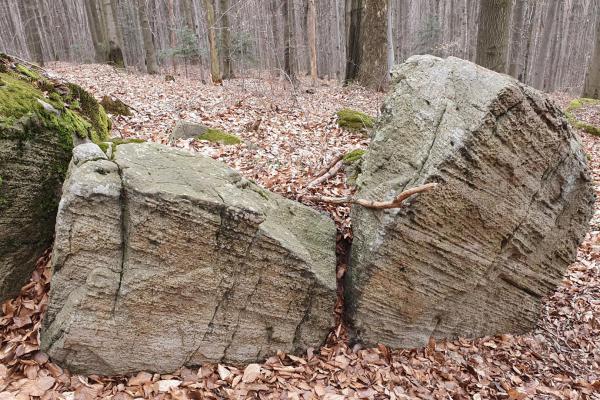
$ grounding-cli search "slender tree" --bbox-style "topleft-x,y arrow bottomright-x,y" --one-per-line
167,0 -> 177,71
137,0 -> 159,74
307,0 -> 318,83
283,0 -> 298,85
84,0 -> 108,62
17,0 -> 44,65
508,0 -> 525,78
475,0 -> 513,73
203,0 -> 222,83
220,0 -> 234,79
584,11 -> 600,99
345,0 -> 362,83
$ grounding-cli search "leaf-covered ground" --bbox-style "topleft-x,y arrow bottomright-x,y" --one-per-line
1,64 -> 599,399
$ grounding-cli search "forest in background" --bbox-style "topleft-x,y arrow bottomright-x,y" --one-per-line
0,0 -> 599,94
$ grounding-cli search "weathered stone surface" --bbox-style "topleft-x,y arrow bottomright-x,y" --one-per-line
169,121 -> 209,142
0,54 -> 109,302
42,142 -> 336,375
347,55 -> 594,348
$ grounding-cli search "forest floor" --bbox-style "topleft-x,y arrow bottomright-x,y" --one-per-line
1,64 -> 599,399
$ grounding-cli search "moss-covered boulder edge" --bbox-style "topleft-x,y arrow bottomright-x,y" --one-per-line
565,98 -> 600,136
197,128 -> 241,145
0,53 -> 111,301
336,108 -> 375,131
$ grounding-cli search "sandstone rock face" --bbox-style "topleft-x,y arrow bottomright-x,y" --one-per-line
42,142 -> 336,375
347,55 -> 594,348
0,54 -> 109,301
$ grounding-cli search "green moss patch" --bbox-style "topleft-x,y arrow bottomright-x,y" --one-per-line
16,64 -> 41,81
336,108 -> 375,131
565,98 -> 600,136
343,149 -> 366,164
197,128 -> 241,145
109,137 -> 145,146
65,83 -> 111,142
100,95 -> 132,116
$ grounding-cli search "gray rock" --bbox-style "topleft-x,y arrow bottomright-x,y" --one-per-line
41,142 -> 336,375
347,55 -> 594,349
72,142 -> 107,166
169,121 -> 209,142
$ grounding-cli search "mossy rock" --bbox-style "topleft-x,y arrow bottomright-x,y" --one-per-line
100,95 -> 132,116
197,128 -> 241,145
565,98 -> 600,136
343,149 -> 366,164
16,64 -> 41,81
0,53 -> 111,301
336,109 -> 375,131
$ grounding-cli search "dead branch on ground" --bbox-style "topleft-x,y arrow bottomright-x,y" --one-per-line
305,183 -> 438,209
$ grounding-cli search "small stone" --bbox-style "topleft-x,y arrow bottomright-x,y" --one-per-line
37,99 -> 60,115
169,121 -> 209,142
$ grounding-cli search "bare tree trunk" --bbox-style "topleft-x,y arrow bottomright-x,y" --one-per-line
356,0 -> 389,91
345,0 -> 362,83
475,0 -> 512,73
508,0 -> 525,78
85,0 -> 109,62
137,0 -> 159,74
307,0 -> 318,83
584,11 -> 600,99
270,0 -> 282,76
203,0 -> 222,83
532,0 -> 558,89
283,0 -> 298,85
220,0 -> 234,79
18,0 -> 44,65
386,0 -> 394,73
167,0 -> 177,72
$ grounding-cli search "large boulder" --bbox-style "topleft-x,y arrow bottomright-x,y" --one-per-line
41,142 -> 336,375
0,54 -> 109,301
347,55 -> 594,348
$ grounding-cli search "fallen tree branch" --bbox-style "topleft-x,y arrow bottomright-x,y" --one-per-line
306,153 -> 346,188
308,160 -> 344,188
305,183 -> 438,209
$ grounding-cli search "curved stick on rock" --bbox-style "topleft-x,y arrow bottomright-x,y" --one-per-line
306,183 -> 438,209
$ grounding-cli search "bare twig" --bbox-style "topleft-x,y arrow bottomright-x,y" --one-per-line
305,183 -> 438,209
307,160 -> 344,188
310,153 -> 345,180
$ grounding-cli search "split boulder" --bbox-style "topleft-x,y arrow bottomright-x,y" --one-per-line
346,55 -> 594,348
41,142 -> 336,375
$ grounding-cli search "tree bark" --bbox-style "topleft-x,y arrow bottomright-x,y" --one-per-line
532,0 -> 558,89
85,0 -> 109,62
356,0 -> 389,91
17,0 -> 44,65
584,12 -> 600,99
508,0 -> 525,78
137,0 -> 159,74
307,0 -> 318,83
344,0 -> 362,83
203,0 -> 222,83
475,0 -> 513,73
167,0 -> 177,71
283,0 -> 298,85
220,0 -> 234,79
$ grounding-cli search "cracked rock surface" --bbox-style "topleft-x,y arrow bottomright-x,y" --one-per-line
41,142 -> 336,375
347,55 -> 595,349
